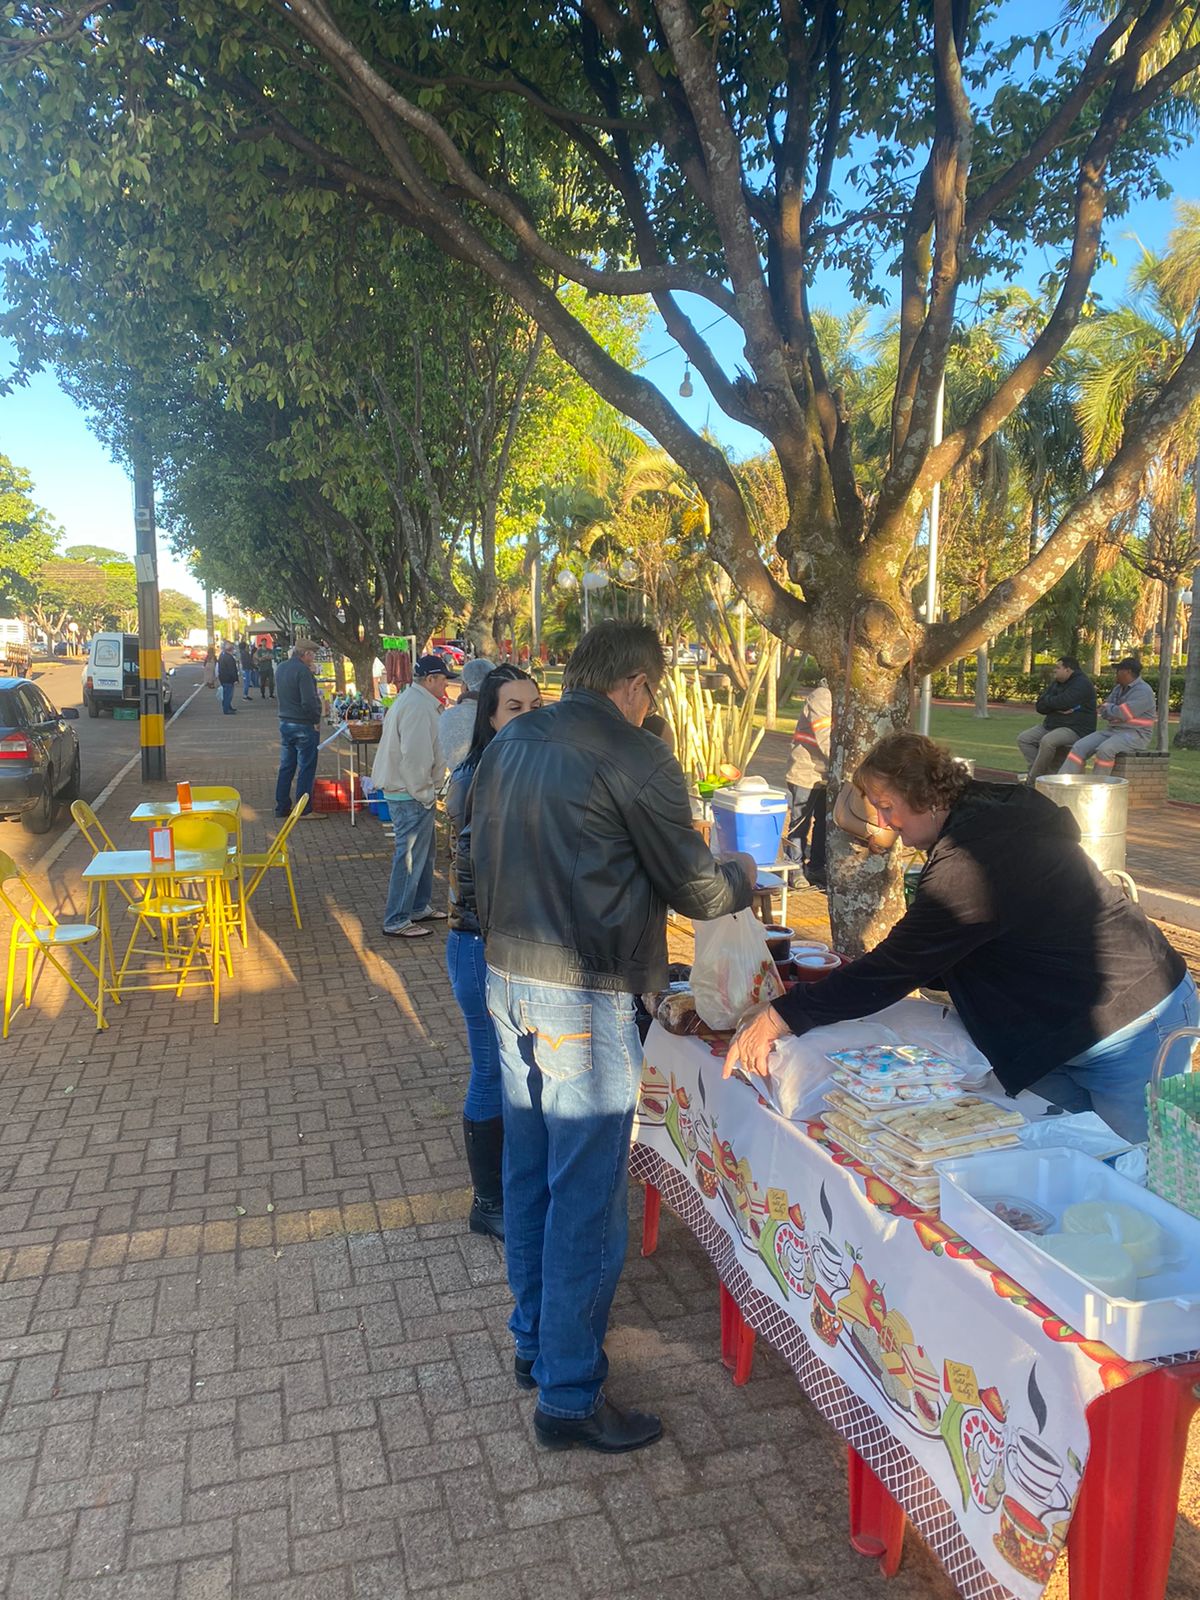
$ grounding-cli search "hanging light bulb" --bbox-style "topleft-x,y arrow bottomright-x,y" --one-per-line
618,558 -> 638,584
555,569 -> 578,593
679,361 -> 694,399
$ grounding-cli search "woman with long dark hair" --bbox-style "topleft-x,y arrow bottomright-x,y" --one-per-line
445,666 -> 542,1238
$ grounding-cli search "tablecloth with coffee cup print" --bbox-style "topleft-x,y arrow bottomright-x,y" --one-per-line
631,1022 -> 1169,1600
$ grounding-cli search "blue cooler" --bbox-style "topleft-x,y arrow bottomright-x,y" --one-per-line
709,777 -> 789,864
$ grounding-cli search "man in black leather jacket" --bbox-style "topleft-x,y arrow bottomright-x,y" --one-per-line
1016,656 -> 1097,784
470,621 -> 754,1454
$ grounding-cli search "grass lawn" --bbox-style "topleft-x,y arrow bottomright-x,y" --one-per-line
765,691 -> 1200,804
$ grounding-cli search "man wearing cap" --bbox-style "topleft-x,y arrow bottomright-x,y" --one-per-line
274,640 -> 325,819
373,654 -> 457,938
438,657 -> 495,772
1064,657 -> 1157,775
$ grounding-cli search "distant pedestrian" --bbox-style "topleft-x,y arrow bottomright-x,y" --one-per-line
1065,657 -> 1156,775
238,639 -> 255,700
1016,656 -> 1097,784
217,641 -> 239,715
202,646 -> 217,691
274,640 -> 325,819
255,643 -> 276,700
785,681 -> 832,887
372,654 -> 457,938
438,657 -> 494,772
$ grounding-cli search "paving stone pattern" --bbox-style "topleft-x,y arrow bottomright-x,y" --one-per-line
1,678 -> 1196,1599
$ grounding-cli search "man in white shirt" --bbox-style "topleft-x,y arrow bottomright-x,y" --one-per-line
372,653 -> 457,938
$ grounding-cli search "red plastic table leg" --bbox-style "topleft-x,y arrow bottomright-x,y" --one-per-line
641,1183 -> 661,1256
732,1313 -> 755,1386
847,1445 -> 906,1577
1068,1363 -> 1200,1600
719,1281 -> 736,1368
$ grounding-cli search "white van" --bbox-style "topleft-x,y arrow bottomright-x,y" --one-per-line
82,632 -> 174,718
0,618 -> 28,651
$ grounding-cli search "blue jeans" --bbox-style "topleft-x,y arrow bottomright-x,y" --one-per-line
486,970 -> 642,1419
447,931 -> 502,1120
1029,972 -> 1199,1142
242,668 -> 253,698
275,722 -> 319,816
221,681 -> 235,714
383,798 -> 435,931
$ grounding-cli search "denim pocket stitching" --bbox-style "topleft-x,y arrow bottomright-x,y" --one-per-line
521,1001 -> 593,1081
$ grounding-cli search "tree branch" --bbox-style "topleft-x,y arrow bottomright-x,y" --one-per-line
919,324 -> 1200,669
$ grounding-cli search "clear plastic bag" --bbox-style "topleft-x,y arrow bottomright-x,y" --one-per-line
691,911 -> 785,1030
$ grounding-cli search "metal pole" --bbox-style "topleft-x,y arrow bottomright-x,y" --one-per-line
205,584 -> 215,654
133,442 -> 166,781
917,376 -> 946,736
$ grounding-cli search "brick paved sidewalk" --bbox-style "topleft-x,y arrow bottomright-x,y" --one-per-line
1,681 -> 1196,1600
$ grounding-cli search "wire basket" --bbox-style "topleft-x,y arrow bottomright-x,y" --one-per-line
1146,1027 -> 1200,1221
344,720 -> 382,742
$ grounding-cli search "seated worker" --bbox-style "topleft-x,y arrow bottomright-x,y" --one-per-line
785,680 -> 832,887
726,732 -> 1196,1142
1065,657 -> 1156,775
1015,656 -> 1096,784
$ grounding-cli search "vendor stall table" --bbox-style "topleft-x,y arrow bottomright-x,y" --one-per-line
632,1021 -> 1200,1600
81,848 -> 230,1027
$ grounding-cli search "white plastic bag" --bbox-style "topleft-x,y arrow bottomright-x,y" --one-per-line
691,911 -> 785,1030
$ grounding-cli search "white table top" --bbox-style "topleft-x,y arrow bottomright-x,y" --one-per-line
82,848 -> 228,883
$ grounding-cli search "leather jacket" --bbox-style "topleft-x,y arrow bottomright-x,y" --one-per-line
1035,670 -> 1096,737
446,758 -> 480,936
470,688 -> 753,994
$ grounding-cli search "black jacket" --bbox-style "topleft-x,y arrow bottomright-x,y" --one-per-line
447,758 -> 480,936
216,650 -> 238,686
1035,670 -> 1097,737
275,656 -> 322,725
772,782 -> 1184,1095
470,688 -> 752,993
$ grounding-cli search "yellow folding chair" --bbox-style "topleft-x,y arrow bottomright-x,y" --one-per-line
1,853 -> 109,1037
71,798 -> 143,918
169,810 -> 245,949
239,794 -> 309,928
188,786 -> 242,808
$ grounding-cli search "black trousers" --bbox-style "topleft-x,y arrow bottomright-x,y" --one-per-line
787,782 -> 827,881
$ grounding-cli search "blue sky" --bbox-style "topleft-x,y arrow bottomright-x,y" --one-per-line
0,3 -> 1194,603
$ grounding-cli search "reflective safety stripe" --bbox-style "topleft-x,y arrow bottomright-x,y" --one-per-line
139,648 -> 163,681
140,713 -> 165,747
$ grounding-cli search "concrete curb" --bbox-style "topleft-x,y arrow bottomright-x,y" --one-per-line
1140,886 -> 1200,934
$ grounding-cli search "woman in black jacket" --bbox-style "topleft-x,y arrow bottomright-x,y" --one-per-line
727,733 -> 1196,1140
445,667 -> 542,1239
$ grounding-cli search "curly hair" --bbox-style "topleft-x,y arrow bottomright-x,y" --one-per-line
854,732 -> 971,813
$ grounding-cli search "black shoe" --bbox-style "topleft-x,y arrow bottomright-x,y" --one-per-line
468,1194 -> 504,1240
463,1116 -> 504,1240
534,1400 -> 662,1454
515,1355 -> 536,1391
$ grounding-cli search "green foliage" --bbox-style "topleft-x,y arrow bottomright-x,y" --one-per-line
0,453 -> 59,608
158,588 -> 204,640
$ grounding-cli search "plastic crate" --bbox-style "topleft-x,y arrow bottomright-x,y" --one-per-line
311,778 -> 350,813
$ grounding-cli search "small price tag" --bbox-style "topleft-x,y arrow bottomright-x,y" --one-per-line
766,1187 -> 789,1222
944,1359 -> 981,1408
148,825 -> 175,868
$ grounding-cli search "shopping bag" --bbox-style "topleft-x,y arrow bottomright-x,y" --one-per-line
691,910 -> 785,1030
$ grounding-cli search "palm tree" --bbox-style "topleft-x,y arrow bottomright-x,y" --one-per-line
1074,203 -> 1200,750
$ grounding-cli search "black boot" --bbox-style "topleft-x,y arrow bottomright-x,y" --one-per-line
463,1115 -> 504,1240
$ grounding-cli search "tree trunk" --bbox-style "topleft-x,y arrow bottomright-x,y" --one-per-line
1176,560 -> 1200,750
973,645 -> 989,718
825,639 -> 912,958
1021,622 -> 1033,675
1158,580 -> 1180,752
1091,628 -> 1103,677
765,639 -> 779,728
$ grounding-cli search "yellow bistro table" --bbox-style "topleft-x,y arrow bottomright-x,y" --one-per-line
129,798 -> 240,823
81,848 -> 230,1027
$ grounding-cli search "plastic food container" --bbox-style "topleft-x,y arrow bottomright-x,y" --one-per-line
936,1147 -> 1200,1360
978,1195 -> 1056,1235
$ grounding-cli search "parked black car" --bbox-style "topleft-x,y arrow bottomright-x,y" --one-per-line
0,677 -> 81,834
